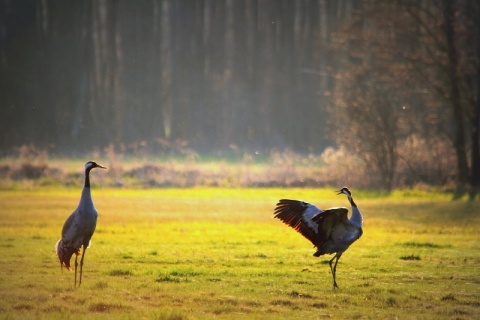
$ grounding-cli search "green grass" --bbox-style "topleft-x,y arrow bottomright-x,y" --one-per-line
0,188 -> 479,319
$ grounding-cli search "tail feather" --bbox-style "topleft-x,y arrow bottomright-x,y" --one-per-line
55,239 -> 80,270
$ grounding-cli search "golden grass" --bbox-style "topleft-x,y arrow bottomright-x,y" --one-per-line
0,188 -> 479,319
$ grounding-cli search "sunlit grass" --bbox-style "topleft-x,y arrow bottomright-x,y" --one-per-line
0,187 -> 479,319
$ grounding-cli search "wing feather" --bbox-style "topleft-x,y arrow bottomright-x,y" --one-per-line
311,207 -> 349,244
61,211 -> 76,239
273,199 -> 322,246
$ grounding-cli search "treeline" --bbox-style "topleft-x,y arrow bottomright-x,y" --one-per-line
0,0 -> 479,191
0,0 -> 351,153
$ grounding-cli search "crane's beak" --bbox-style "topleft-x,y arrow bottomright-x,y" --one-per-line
336,189 -> 343,195
97,164 -> 107,169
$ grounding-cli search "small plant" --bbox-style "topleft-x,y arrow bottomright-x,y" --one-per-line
155,275 -> 190,283
400,255 -> 421,260
441,294 -> 456,301
108,269 -> 133,276
401,241 -> 445,248
168,268 -> 200,277
312,302 -> 328,308
88,303 -> 127,312
386,297 -> 397,306
290,291 -> 314,299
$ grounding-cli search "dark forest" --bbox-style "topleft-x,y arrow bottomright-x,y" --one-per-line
0,0 -> 479,190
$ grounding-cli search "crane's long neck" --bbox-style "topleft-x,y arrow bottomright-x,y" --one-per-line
79,167 -> 94,209
348,195 -> 363,228
84,167 -> 92,188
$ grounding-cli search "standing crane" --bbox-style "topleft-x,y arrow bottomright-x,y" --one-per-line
55,161 -> 106,287
273,187 -> 363,289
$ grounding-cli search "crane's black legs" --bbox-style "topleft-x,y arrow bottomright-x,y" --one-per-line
329,254 -> 341,289
78,246 -> 87,287
74,253 -> 79,288
71,246 -> 87,288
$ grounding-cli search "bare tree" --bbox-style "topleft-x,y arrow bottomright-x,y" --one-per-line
331,68 -> 400,190
329,1 -> 413,189
330,0 -> 479,191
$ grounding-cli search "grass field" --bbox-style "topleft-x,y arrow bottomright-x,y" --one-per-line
0,187 -> 479,319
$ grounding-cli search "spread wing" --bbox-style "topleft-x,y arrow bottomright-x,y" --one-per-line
273,199 -> 323,246
311,207 -> 349,244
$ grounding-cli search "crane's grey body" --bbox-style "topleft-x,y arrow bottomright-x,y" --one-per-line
56,161 -> 106,287
274,187 -> 363,289
60,188 -> 98,253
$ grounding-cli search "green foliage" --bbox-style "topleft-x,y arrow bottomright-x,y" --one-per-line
0,188 -> 479,319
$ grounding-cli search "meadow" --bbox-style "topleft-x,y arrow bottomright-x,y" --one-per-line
0,187 -> 479,319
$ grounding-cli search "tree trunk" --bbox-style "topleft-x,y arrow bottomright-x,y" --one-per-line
443,0 -> 469,187
160,0 -> 173,139
469,1 -> 480,192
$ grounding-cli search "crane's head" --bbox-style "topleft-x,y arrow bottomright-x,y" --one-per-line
336,187 -> 351,197
85,161 -> 107,171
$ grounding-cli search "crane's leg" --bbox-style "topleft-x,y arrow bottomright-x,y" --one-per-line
78,246 -> 87,287
328,254 -> 341,289
74,253 -> 79,288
